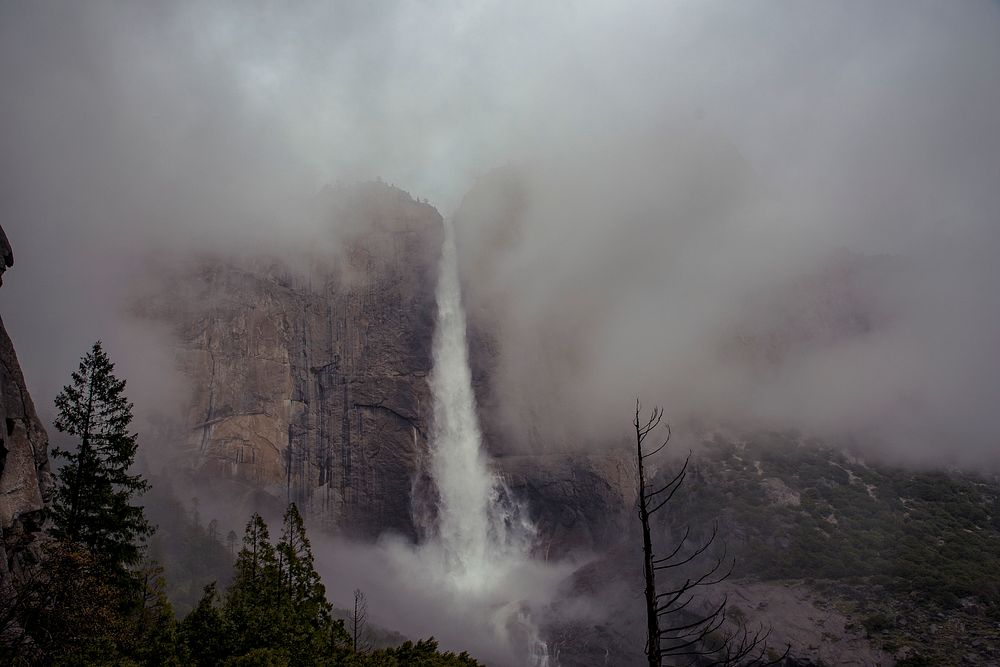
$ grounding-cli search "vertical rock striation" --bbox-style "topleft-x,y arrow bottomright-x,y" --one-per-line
145,184 -> 443,538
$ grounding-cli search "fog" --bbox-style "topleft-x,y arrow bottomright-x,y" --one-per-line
313,534 -> 584,665
454,129 -> 1000,466
4,2 -> 1000,663
2,2 -> 1000,462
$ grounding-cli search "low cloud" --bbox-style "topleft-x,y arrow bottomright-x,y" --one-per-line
1,3 -> 998,475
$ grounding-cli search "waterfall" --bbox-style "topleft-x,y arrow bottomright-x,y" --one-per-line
426,217 -> 551,665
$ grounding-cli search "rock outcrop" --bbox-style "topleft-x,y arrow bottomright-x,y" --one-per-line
0,226 -> 51,580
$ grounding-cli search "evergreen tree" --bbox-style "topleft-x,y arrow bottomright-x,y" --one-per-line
181,583 -> 233,666
233,513 -> 279,597
276,503 -> 331,626
223,509 -> 351,665
225,513 -> 283,654
276,503 -> 345,665
50,341 -> 152,570
364,638 -> 483,666
171,507 -> 478,666
129,562 -> 186,665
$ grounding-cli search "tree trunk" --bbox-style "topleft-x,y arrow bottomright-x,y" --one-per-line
67,378 -> 96,541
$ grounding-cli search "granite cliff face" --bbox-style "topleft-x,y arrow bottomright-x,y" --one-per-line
0,226 -> 51,579
143,183 -> 635,553
145,184 -> 443,538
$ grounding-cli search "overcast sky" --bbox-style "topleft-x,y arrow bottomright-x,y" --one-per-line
1,1 -> 999,465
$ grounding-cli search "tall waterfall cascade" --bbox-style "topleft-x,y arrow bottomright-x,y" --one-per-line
426,218 -> 552,666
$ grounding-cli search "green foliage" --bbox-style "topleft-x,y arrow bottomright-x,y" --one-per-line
4,504 -> 485,665
49,341 -> 152,571
180,583 -> 233,665
5,346 -> 479,665
1,344 -> 179,663
175,506 -> 477,666
1,542 -> 183,665
204,508 -> 352,665
129,563 -> 186,665
359,638 -> 483,666
224,513 -> 284,655
144,479 -> 235,616
276,503 -> 333,632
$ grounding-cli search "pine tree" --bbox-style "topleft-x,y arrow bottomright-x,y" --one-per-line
275,503 -> 347,665
130,562 -> 185,665
276,503 -> 331,626
225,513 -> 282,654
50,341 -> 152,571
181,583 -> 232,666
222,508 -> 350,664
233,513 -> 278,596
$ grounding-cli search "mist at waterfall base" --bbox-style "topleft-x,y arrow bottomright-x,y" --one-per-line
313,536 -> 582,665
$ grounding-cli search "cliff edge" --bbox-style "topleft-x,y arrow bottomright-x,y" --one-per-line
0,226 -> 51,580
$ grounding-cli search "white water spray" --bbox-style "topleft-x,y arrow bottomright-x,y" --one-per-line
426,218 -> 551,664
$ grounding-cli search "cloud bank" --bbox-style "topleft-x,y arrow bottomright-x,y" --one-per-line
0,1 -> 998,466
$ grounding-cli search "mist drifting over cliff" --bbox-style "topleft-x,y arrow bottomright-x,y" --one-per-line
1,0 -> 999,469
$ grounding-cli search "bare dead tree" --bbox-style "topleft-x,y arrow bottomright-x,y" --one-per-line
351,588 -> 372,654
635,401 -> 789,667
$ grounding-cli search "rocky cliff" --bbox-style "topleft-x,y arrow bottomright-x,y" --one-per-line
142,182 -> 635,554
0,225 -> 51,580
144,184 -> 443,538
